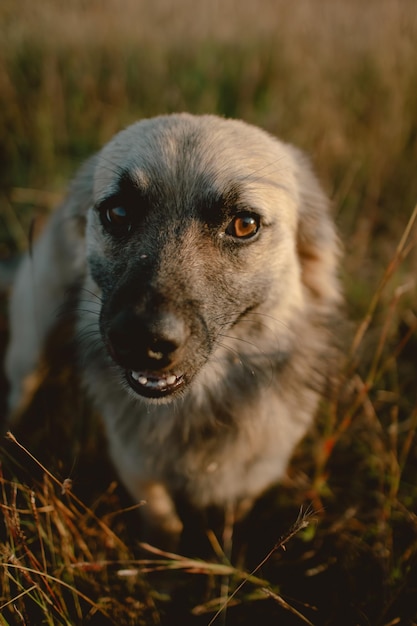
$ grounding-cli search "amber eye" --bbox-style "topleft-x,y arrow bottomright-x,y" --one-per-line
226,213 -> 260,239
100,205 -> 132,236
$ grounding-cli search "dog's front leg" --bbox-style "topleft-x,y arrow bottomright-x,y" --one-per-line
136,481 -> 183,551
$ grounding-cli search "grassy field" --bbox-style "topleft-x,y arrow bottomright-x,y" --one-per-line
1,0 -> 417,624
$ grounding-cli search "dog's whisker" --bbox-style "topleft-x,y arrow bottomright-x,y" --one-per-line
71,308 -> 101,318
217,337 -> 276,385
78,287 -> 104,303
76,328 -> 101,343
217,331 -> 277,356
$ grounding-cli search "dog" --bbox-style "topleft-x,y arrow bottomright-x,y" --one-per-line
5,113 -> 342,547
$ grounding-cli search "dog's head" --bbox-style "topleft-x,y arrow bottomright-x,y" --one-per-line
81,114 -> 340,401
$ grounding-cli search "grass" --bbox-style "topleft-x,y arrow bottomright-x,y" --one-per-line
0,0 -> 417,623
0,436 -> 318,625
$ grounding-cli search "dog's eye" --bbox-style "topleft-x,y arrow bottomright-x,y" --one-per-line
226,213 -> 260,239
100,205 -> 132,236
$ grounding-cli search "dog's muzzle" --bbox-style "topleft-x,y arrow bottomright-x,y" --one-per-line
104,309 -> 189,399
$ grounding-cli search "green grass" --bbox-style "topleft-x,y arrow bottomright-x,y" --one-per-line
1,0 -> 417,623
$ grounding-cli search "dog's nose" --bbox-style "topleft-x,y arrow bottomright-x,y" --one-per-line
106,310 -> 188,371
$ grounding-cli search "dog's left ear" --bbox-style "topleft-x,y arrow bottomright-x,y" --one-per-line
292,148 -> 342,309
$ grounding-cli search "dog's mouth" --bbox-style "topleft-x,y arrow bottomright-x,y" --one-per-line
126,370 -> 185,399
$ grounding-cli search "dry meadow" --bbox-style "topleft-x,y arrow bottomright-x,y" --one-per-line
0,1 -> 417,624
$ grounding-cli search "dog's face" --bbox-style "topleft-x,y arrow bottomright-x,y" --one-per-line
83,114 -> 312,401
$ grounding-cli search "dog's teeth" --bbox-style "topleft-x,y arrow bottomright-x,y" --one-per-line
130,371 -> 148,385
129,371 -> 179,390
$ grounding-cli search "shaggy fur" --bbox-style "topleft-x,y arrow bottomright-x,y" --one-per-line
5,114 -> 342,545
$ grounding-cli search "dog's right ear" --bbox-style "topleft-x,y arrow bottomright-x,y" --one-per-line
39,153 -> 100,286
291,148 -> 342,311
63,153 -> 99,231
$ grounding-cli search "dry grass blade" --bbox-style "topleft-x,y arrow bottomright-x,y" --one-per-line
0,470 -> 112,623
5,431 -> 129,555
1,564 -> 112,618
0,439 -> 161,625
261,588 -> 315,626
206,506 -> 316,625
351,202 -> 417,357
315,204 -> 417,482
